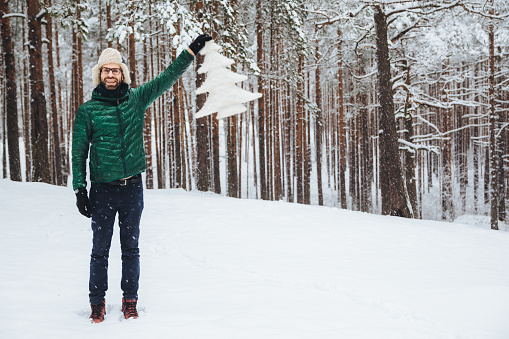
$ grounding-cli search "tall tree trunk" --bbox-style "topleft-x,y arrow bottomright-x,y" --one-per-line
360,87 -> 371,213
106,1 -> 112,48
227,115 -> 238,197
71,12 -> 84,122
170,22 -> 182,189
212,114 -> 220,193
473,63 -> 480,214
251,105 -> 258,199
284,83 -> 292,202
403,63 -> 417,217
46,0 -> 63,186
458,65 -> 468,215
2,74 -> 6,178
0,0 -> 21,181
374,5 -> 412,218
404,107 -> 417,216
273,81 -> 282,201
155,33 -> 165,188
315,43 -> 323,206
488,5 -> 498,230
76,13 -> 83,109
226,0 -> 239,198
362,98 -> 372,213
195,60 -> 210,191
143,27 -> 153,189
272,29 -> 281,201
98,0 -> 103,51
194,0 -> 211,192
349,115 -> 357,210
226,69 -> 238,197
173,78 -> 182,188
441,62 -> 453,221
296,56 -> 304,204
337,27 -> 347,209
256,0 -> 267,200
54,20 -> 68,186
22,16 -> 31,182
27,0 -> 50,183
128,19 -> 136,87
179,78 -> 187,190
498,117 -> 506,222
304,85 -> 311,205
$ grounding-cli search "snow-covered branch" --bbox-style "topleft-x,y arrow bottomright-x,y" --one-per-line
398,138 -> 440,154
1,13 -> 26,19
36,9 -> 47,19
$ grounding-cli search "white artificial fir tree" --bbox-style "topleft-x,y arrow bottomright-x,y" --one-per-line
196,41 -> 262,119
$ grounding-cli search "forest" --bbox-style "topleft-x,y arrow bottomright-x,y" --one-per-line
1,0 -> 508,228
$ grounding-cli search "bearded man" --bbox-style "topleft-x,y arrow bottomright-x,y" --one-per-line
72,34 -> 211,323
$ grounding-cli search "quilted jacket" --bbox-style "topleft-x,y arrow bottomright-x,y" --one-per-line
72,49 -> 194,190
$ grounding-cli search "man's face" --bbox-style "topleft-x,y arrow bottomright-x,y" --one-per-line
100,63 -> 124,90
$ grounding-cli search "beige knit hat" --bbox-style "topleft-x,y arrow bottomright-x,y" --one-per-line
92,48 -> 131,87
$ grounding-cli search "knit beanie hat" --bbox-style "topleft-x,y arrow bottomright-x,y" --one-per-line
92,48 -> 131,87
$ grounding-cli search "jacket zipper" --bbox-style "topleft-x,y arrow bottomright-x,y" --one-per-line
115,100 -> 128,178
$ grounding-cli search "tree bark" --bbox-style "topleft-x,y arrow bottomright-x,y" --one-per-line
27,0 -> 50,183
296,56 -> 304,204
226,0 -> 239,198
45,0 -> 63,186
211,114 -> 220,194
106,1 -> 112,48
128,25 -> 136,87
488,6 -> 498,230
374,6 -> 412,218
143,29 -> 153,189
337,27 -> 347,209
195,53 -> 210,191
22,16 -> 31,182
304,83 -> 311,205
440,60 -> 454,221
256,0 -> 267,200
402,62 -> 417,217
284,83 -> 292,202
226,115 -> 239,197
0,0 -> 21,181
315,43 -> 323,206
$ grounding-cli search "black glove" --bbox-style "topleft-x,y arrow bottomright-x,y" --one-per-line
75,187 -> 92,218
189,34 -> 213,55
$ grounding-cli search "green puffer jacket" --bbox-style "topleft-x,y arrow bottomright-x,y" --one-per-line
72,50 -> 194,190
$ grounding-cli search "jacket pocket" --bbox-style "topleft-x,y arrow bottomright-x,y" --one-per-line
89,146 -> 102,179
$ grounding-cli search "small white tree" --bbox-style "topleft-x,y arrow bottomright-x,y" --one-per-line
196,41 -> 262,119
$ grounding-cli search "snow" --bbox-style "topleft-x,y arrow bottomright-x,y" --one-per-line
1,178 -> 509,338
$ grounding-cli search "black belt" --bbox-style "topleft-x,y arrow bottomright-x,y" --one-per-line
106,174 -> 142,186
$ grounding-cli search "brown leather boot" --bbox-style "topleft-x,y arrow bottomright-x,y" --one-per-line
90,299 -> 106,323
122,298 -> 138,319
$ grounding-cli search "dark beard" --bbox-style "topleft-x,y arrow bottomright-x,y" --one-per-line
96,82 -> 129,99
101,77 -> 121,90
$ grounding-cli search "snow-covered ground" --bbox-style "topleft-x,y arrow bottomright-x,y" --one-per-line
1,179 -> 509,339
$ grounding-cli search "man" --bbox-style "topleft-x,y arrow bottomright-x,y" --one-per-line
72,34 -> 212,323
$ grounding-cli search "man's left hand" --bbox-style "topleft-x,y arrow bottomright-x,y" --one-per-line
189,34 -> 213,55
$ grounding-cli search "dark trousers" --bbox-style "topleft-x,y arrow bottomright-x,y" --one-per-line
88,180 -> 144,305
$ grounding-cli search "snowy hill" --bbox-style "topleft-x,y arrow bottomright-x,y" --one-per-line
1,179 -> 509,339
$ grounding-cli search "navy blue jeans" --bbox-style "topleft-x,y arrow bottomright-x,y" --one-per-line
88,180 -> 144,305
